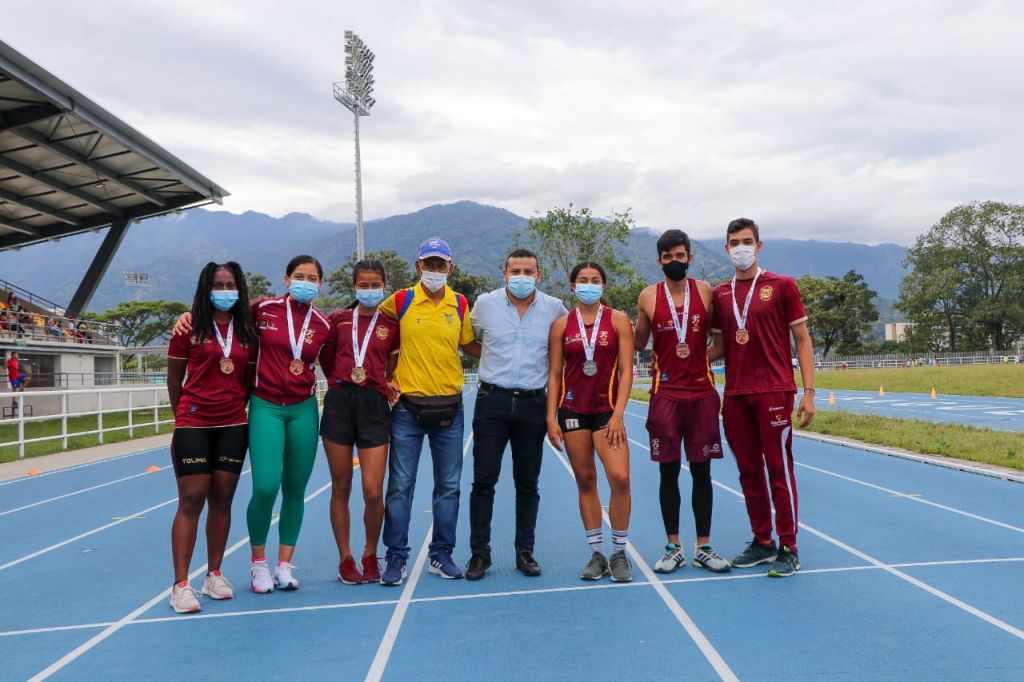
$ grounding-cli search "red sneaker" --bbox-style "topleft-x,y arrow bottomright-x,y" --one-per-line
361,555 -> 381,583
338,556 -> 363,585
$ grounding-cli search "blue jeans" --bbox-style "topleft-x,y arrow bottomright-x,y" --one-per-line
383,403 -> 465,561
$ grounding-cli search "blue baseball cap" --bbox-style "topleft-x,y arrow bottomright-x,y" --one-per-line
417,236 -> 452,261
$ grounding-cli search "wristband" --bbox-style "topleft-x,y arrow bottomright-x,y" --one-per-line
803,388 -> 816,394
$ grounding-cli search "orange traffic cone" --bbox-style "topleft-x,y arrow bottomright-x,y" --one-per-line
878,385 -> 885,397
146,465 -> 161,472
26,468 -> 41,476
930,387 -> 937,400
828,392 -> 836,405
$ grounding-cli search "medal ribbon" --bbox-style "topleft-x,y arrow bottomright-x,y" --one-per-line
351,309 -> 380,370
286,296 -> 315,362
663,280 -> 691,346
574,305 -> 604,365
730,268 -> 763,334
212,319 -> 234,360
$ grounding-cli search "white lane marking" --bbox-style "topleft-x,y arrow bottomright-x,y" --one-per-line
364,434 -> 475,682
795,461 -> 1024,534
0,445 -> 170,486
623,413 -> 1024,643
28,478 -> 333,681
547,441 -> 738,682
5,556 -> 1024,639
0,466 -> 172,517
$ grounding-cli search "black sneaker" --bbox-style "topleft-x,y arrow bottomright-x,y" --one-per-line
731,538 -> 778,568
767,546 -> 800,578
465,552 -> 491,581
515,552 -> 542,577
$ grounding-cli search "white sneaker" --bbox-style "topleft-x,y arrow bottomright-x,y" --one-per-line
653,543 -> 685,574
693,543 -> 732,573
201,570 -> 234,600
170,582 -> 201,613
250,560 -> 275,594
274,561 -> 300,590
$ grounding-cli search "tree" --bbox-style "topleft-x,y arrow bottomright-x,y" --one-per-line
898,201 -> 1024,351
319,249 -> 416,311
246,271 -> 274,300
515,203 -> 644,315
797,270 -> 879,357
92,300 -> 190,347
448,266 -> 498,307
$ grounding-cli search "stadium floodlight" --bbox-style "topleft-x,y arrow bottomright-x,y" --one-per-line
334,31 -> 376,260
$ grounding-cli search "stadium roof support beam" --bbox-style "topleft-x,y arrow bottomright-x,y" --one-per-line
0,186 -> 82,226
0,102 -> 64,131
0,155 -> 123,216
0,218 -> 40,236
66,217 -> 129,318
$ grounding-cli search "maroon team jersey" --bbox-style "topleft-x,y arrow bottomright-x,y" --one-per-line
320,309 -> 400,399
167,321 -> 253,427
252,296 -> 332,405
711,271 -> 808,396
650,278 -> 716,401
559,306 -> 619,414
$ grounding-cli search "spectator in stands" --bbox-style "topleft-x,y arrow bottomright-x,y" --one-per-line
46,317 -> 62,340
76,320 -> 93,344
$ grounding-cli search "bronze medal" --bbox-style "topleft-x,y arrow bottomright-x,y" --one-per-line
289,359 -> 304,375
219,358 -> 235,375
351,367 -> 367,384
675,343 -> 690,359
735,329 -> 750,345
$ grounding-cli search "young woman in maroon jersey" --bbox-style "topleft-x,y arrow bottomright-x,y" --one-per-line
547,262 -> 635,582
319,260 -> 400,585
166,262 -> 257,613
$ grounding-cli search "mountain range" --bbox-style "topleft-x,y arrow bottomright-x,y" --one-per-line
0,200 -> 909,317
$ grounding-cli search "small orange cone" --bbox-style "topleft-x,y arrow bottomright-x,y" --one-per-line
146,465 -> 161,472
353,458 -> 360,467
930,387 -> 937,400
828,392 -> 836,405
26,468 -> 41,476
879,385 -> 885,397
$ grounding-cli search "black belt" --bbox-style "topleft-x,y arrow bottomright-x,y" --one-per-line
479,381 -> 545,398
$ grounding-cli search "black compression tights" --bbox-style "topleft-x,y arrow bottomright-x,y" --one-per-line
658,460 -> 713,538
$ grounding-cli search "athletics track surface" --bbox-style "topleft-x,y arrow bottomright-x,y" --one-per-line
812,389 -> 1024,432
2,386 -> 1023,680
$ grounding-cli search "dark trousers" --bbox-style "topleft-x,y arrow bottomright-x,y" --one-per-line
469,387 -> 547,555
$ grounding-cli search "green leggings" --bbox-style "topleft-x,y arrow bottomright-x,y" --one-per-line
246,395 -> 320,547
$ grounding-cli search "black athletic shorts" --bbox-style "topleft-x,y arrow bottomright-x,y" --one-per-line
320,383 -> 392,448
170,424 -> 248,478
557,408 -> 613,433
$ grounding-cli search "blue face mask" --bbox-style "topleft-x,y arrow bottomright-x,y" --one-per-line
574,283 -> 603,305
210,290 -> 239,311
355,288 -> 385,308
289,279 -> 319,303
506,275 -> 537,300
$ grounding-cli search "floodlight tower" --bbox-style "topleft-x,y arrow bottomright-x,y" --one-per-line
333,31 -> 376,260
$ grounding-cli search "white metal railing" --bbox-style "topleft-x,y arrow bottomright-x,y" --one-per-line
0,385 -> 172,459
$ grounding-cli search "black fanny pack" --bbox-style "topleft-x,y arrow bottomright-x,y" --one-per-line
400,394 -> 463,429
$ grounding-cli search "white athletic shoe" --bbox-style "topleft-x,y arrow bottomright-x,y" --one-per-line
653,543 -> 686,574
201,570 -> 234,600
693,544 -> 732,573
170,582 -> 201,613
250,560 -> 275,594
274,561 -> 300,590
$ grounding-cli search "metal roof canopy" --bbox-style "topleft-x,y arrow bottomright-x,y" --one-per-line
0,39 -> 228,314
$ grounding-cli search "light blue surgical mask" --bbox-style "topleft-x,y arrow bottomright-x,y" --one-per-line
289,279 -> 319,303
209,290 -> 239,311
355,288 -> 385,308
574,283 -> 603,305
506,275 -> 537,300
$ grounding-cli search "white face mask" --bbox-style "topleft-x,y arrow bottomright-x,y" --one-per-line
729,244 -> 757,270
420,270 -> 448,292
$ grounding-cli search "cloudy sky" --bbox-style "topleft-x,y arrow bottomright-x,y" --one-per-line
3,0 -> 1021,244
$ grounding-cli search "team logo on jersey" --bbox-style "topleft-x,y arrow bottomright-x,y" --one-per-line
771,417 -> 789,428
565,391 -> 574,401
691,314 -> 701,331
702,443 -> 722,456
376,326 -> 390,340
759,286 -> 774,301
304,329 -> 315,344
651,438 -> 660,457
661,372 -> 669,381
599,330 -> 609,346
444,313 -> 455,324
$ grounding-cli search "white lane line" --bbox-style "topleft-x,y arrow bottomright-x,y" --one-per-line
0,469 -> 250,571
623,418 -> 1024,643
0,445 -> 170,486
28,479 -> 333,681
0,466 -> 172,517
6,556 -> 1023,639
364,434 -> 475,682
547,441 -> 739,682
795,461 -> 1024,534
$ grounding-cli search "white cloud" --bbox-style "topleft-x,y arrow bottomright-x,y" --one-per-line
3,0 -> 1022,244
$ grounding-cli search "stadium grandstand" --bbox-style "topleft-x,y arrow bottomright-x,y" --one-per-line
0,38 -> 226,397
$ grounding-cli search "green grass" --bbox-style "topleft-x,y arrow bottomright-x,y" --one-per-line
628,391 -> 1023,471
804,364 -> 1024,398
0,408 -> 174,463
